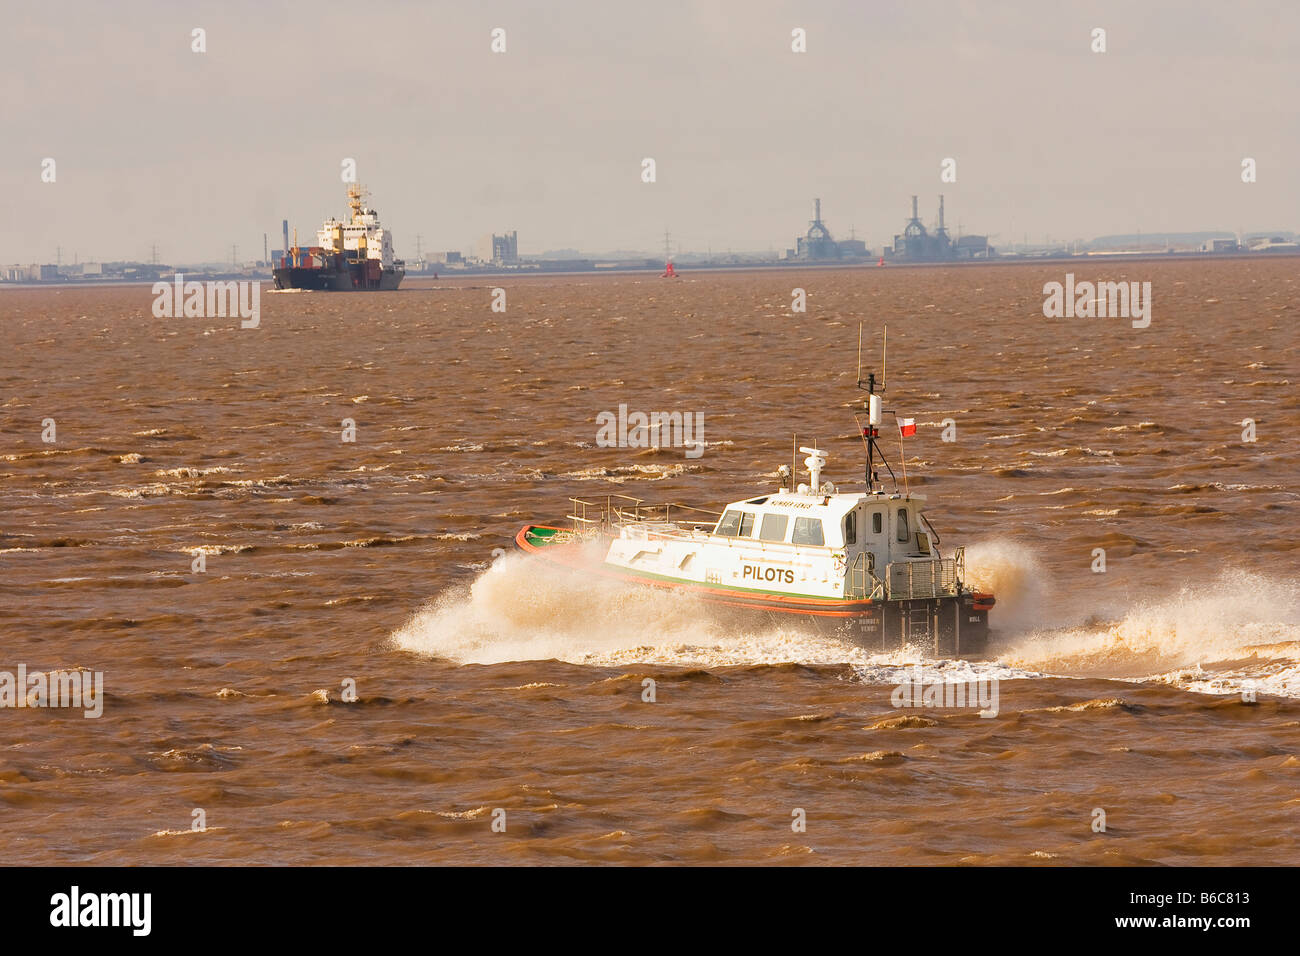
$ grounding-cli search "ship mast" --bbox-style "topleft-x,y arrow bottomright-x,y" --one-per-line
348,184 -> 365,224
856,324 -> 898,494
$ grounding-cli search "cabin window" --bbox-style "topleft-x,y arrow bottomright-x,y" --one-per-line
759,513 -> 789,542
715,510 -> 741,536
792,516 -> 825,547
717,511 -> 757,537
872,511 -> 882,534
896,508 -> 909,542
844,511 -> 857,545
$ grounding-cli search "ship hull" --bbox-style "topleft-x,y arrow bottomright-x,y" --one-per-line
515,525 -> 991,656
272,263 -> 404,291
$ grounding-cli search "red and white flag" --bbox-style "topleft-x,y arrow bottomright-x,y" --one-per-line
898,418 -> 917,437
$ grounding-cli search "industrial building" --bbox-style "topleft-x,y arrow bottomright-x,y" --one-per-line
1244,236 -> 1298,253
4,264 -> 60,282
953,234 -> 994,259
888,195 -> 993,261
785,199 -> 868,260
476,231 -> 519,265
892,195 -> 949,260
62,262 -> 103,276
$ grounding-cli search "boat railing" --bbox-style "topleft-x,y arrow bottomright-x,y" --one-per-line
846,551 -> 885,601
568,496 -> 719,535
568,494 -> 638,534
885,557 -> 960,601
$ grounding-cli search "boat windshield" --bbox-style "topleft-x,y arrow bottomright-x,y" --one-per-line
792,516 -> 825,546
715,510 -> 755,537
715,511 -> 741,536
759,513 -> 789,542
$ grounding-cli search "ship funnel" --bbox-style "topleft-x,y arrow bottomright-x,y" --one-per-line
911,195 -> 918,220
800,446 -> 827,494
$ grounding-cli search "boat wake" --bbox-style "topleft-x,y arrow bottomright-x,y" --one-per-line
391,546 -> 891,669
998,567 -> 1300,699
391,542 -> 1300,698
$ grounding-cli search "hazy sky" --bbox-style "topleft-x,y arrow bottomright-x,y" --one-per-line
5,0 -> 1297,263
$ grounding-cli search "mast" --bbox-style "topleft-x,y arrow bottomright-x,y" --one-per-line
863,372 -> 881,492
856,324 -> 895,494
348,184 -> 364,223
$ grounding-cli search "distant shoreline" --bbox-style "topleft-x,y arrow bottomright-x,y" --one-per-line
2,250 -> 1296,290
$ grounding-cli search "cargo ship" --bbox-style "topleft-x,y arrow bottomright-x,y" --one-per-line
272,185 -> 405,291
514,332 -> 995,656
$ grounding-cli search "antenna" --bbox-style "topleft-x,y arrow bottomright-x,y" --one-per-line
856,322 -> 888,394
881,325 -> 887,392
856,323 -> 863,386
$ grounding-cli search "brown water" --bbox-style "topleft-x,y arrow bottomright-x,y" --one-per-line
2,260 -> 1297,865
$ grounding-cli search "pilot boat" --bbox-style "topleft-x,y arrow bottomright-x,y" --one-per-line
515,343 -> 995,656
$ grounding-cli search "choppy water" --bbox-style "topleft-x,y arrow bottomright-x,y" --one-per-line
2,260 -> 1297,864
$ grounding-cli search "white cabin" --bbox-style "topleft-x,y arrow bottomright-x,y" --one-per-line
317,212 -> 396,268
